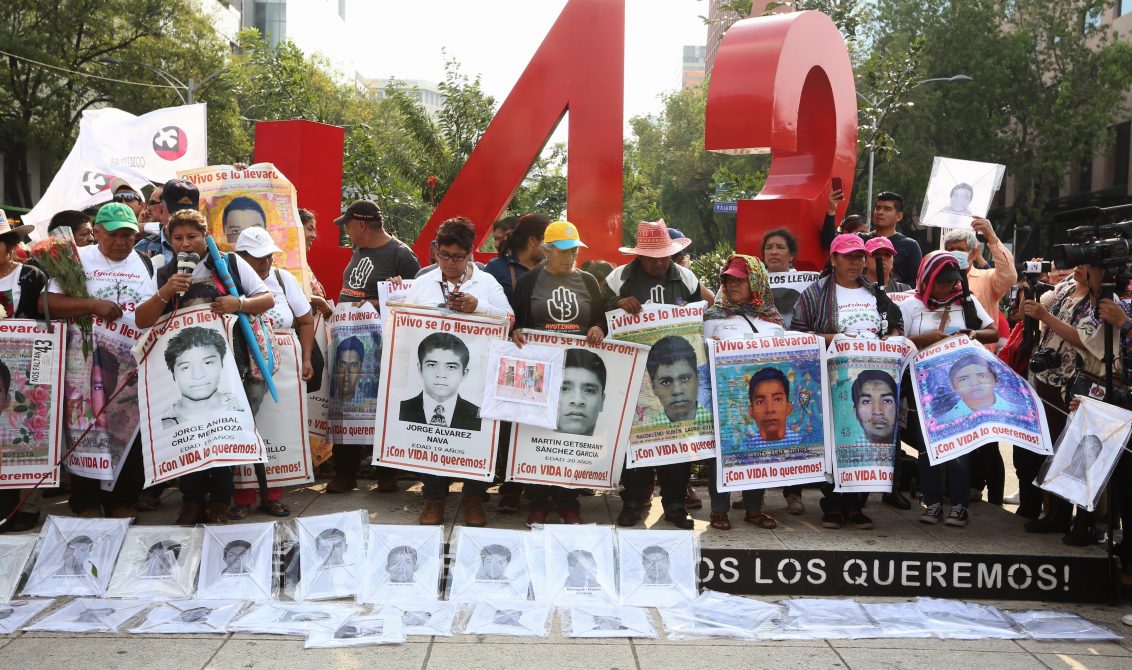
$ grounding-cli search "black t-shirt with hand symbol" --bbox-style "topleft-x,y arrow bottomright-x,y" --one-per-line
529,270 -> 592,334
338,238 -> 420,303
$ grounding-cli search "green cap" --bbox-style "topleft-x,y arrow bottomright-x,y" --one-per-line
94,202 -> 139,232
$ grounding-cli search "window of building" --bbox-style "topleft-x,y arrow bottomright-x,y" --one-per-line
1115,121 -> 1131,188
1121,0 -> 1132,17
253,0 -> 287,49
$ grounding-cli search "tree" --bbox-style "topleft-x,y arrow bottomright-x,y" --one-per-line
508,143 -> 568,219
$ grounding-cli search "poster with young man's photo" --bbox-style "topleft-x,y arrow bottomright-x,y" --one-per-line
327,302 -> 382,445
506,332 -> 648,490
1038,395 -> 1132,511
709,333 -> 830,492
919,156 -> 1005,230
306,311 -> 333,466
136,305 -> 265,487
827,335 -> 915,493
606,301 -> 715,467
0,319 -> 64,489
372,306 -> 509,482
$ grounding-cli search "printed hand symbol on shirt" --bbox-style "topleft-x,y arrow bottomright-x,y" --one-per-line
547,286 -> 579,323
348,257 -> 374,289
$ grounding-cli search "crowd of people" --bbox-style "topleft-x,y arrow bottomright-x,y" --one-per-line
1,175 -> 1130,597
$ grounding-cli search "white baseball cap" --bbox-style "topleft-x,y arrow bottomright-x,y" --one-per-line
234,227 -> 282,258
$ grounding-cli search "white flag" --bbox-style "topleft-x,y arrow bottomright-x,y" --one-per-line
25,104 -> 208,237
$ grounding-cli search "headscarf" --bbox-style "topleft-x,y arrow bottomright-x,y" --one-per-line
704,254 -> 784,325
914,250 -> 964,309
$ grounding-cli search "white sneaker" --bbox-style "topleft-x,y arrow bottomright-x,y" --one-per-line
1003,493 -> 1021,505
920,503 -> 943,524
1121,613 -> 1132,627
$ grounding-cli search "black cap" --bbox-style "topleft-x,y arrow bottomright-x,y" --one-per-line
934,266 -> 962,284
334,200 -> 383,227
162,179 -> 199,213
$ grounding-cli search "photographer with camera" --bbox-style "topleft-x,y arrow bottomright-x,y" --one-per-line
1020,261 -> 1117,542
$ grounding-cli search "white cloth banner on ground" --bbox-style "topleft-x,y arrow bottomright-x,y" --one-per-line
1038,395 -> 1132,511
129,599 -> 246,634
374,602 -> 458,637
506,332 -> 647,491
136,305 -> 266,487
177,163 -> 310,297
709,333 -> 830,492
616,529 -> 698,607
919,156 -> 1005,230
659,590 -> 779,640
106,525 -> 204,600
229,602 -> 359,636
377,279 -> 413,316
607,301 -> 714,467
911,335 -> 1050,465
24,104 -> 208,236
307,312 -> 333,466
0,319 -> 64,489
196,522 -> 275,601
233,330 -> 313,490
23,597 -> 151,633
373,306 -> 509,482
305,613 -> 406,648
22,516 -> 130,597
462,600 -> 552,637
543,525 -> 618,605
447,527 -> 531,603
768,270 -> 821,329
480,340 -> 563,429
0,598 -> 54,634
0,535 -> 38,600
327,302 -> 382,445
562,604 -> 658,638
360,525 -> 443,604
295,511 -> 366,601
827,335 -> 915,493
63,320 -> 143,484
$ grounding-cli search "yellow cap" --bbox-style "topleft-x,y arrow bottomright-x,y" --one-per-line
544,220 -> 587,250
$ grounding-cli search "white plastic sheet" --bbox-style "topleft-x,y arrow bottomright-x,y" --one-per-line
561,604 -> 658,638
23,597 -> 150,633
542,525 -> 618,605
305,613 -> 406,648
659,591 -> 779,640
196,522 -> 276,601
22,516 -> 130,597
860,601 -> 937,639
462,600 -> 553,637
1008,610 -> 1122,641
914,597 -> 1023,639
295,511 -> 367,601
479,340 -> 563,429
106,525 -> 203,599
0,598 -> 53,634
1038,395 -> 1132,511
526,526 -> 547,602
374,601 -> 458,637
0,535 -> 38,600
360,525 -> 443,604
229,602 -> 360,636
129,599 -> 245,634
448,527 -> 532,602
616,529 -> 698,607
780,598 -> 881,639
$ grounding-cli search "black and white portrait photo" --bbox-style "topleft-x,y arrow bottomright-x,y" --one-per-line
230,603 -> 359,637
0,536 -> 38,601
565,550 -> 600,589
374,602 -> 458,637
0,599 -> 52,635
296,512 -> 365,601
475,544 -> 512,581
919,156 -> 1005,229
618,529 -> 699,607
1040,396 -> 1132,511
387,546 -> 419,583
544,525 -> 617,605
129,600 -> 245,635
107,526 -> 203,599
449,527 -> 530,602
564,605 -> 658,639
360,525 -> 442,603
24,516 -> 129,597
56,535 -> 94,577
399,332 -> 481,430
24,598 -> 149,633
221,540 -> 253,576
463,601 -> 553,637
304,614 -> 405,648
198,523 -> 275,601
160,326 -> 245,429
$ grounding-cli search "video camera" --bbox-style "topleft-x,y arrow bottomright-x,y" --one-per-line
1050,220 -> 1132,269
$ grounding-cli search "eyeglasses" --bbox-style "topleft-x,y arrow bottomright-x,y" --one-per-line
113,192 -> 142,203
436,251 -> 469,262
146,199 -> 162,207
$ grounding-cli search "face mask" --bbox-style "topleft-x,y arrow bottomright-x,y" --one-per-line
951,251 -> 969,270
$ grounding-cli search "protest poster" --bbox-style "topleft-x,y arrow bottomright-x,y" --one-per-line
911,335 -> 1050,465
136,305 -> 265,487
827,335 -> 915,493
606,301 -> 714,467
233,330 -> 313,490
62,320 -> 143,484
327,302 -> 382,445
177,162 -> 310,296
709,333 -> 829,492
0,319 -> 64,489
480,340 -> 563,429
919,156 -> 1006,230
1038,396 -> 1132,511
307,312 -> 333,466
377,279 -> 413,316
372,306 -> 509,482
768,270 -> 821,329
506,332 -> 648,490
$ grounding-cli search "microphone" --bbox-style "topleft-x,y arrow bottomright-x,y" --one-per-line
176,252 -> 199,296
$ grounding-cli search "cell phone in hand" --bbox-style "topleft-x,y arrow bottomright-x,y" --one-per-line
831,177 -> 842,192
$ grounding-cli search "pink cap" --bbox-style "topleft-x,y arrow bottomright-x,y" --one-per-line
865,236 -> 896,255
830,233 -> 867,255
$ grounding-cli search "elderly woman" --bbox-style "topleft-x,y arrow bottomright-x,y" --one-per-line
702,255 -> 786,530
900,252 -> 997,528
134,209 -> 275,525
793,233 -> 903,531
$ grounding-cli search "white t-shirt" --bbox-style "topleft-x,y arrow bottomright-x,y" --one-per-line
0,266 -> 21,317
263,269 -> 312,330
899,295 -> 993,338
703,314 -> 785,340
835,285 -> 882,336
49,245 -> 158,327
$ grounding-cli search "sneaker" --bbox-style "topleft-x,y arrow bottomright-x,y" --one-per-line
497,493 -> 521,514
1122,613 -> 1132,627
526,509 -> 549,527
920,503 -> 943,524
785,494 -> 805,515
847,510 -> 874,530
945,505 -> 969,527
1002,493 -> 1021,506
821,512 -> 843,529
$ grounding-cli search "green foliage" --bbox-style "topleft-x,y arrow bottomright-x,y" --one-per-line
509,143 -> 568,219
689,242 -> 737,294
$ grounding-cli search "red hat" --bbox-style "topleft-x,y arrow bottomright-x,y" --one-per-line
719,257 -> 749,280
619,220 -> 692,258
865,236 -> 896,255
830,233 -> 867,255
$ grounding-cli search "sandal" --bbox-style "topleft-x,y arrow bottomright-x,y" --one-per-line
228,505 -> 251,521
709,512 -> 732,530
258,501 -> 291,517
744,511 -> 778,529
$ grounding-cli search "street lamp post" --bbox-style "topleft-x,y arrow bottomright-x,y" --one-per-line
99,58 -> 229,104
857,74 -> 972,225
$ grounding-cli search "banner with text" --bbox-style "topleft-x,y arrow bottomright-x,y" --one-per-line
911,335 -> 1050,465
607,301 -> 714,467
827,335 -> 915,493
137,305 -> 265,486
506,332 -> 648,490
0,320 -> 64,489
768,271 -> 820,328
234,330 -> 313,489
373,306 -> 509,482
306,313 -> 333,466
709,333 -> 829,492
327,302 -> 382,445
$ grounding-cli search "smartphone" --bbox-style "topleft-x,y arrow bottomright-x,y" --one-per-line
446,291 -> 465,308
831,177 -> 843,192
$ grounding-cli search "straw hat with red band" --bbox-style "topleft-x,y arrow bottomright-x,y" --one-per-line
619,220 -> 692,258
0,211 -> 34,239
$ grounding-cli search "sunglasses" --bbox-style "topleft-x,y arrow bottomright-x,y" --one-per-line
147,199 -> 162,207
113,192 -> 142,203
